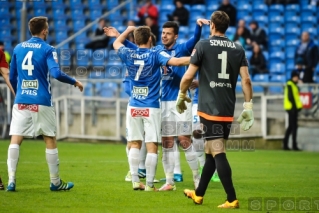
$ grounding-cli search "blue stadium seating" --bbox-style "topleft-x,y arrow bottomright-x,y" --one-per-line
269,51 -> 285,64
253,86 -> 264,93
268,86 -> 283,94
0,7 -> 10,16
285,46 -> 296,59
269,5 -> 284,17
269,63 -> 285,74
98,82 -> 117,98
84,82 -> 93,96
88,0 -> 101,8
92,49 -> 107,66
53,8 -> 68,19
271,74 -> 286,82
253,74 -> 269,82
286,58 -> 295,71
55,31 -> 68,43
301,5 -> 316,14
285,4 -> 300,12
237,3 -> 252,12
252,4 -> 268,16
76,49 -> 91,66
70,0 -> 85,9
90,8 -> 102,20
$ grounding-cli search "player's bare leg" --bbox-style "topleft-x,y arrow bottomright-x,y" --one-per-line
159,136 -> 176,191
6,135 -> 23,191
43,135 -> 74,191
179,135 -> 200,189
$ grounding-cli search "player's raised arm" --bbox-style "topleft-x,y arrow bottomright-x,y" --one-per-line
167,56 -> 190,66
104,27 -> 137,49
113,26 -> 136,50
184,19 -> 210,52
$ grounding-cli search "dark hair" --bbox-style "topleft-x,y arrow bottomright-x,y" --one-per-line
28,16 -> 48,35
150,33 -> 156,46
210,11 -> 229,34
249,20 -> 259,27
133,26 -> 151,45
162,21 -> 179,35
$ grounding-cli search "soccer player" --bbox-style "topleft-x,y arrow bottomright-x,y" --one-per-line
105,18 -> 209,191
121,33 -> 159,182
7,16 -> 83,191
191,80 -> 220,182
177,11 -> 253,208
114,25 -> 190,191
0,48 -> 15,191
0,49 -> 15,96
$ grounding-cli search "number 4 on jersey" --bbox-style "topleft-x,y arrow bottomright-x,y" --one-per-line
218,51 -> 229,79
22,51 -> 34,76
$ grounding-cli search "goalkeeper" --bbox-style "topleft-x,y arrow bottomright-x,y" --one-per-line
176,11 -> 253,208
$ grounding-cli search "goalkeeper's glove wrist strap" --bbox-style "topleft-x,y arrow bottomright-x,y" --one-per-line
243,99 -> 253,110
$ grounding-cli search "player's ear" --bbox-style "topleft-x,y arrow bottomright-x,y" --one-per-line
174,34 -> 178,41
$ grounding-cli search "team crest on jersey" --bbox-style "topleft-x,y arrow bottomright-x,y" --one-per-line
131,108 -> 149,117
171,50 -> 175,57
160,51 -> 170,58
191,49 -> 196,56
52,52 -> 58,63
22,80 -> 38,89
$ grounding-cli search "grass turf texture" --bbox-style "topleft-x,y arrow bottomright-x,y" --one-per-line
0,140 -> 318,213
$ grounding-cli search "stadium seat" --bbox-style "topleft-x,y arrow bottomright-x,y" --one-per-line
271,74 -> 286,82
252,4 -> 268,16
253,74 -> 269,82
108,50 -> 121,62
245,50 -> 252,60
90,8 -> 102,20
71,8 -> 83,19
301,15 -> 317,26
92,49 -> 107,66
301,5 -> 316,14
285,15 -> 300,25
268,86 -> 283,94
253,16 -> 268,27
69,0 -> 84,9
55,31 -> 68,43
285,26 -> 300,35
269,39 -> 285,50
73,19 -> 86,31
235,85 -> 242,93
269,15 -> 284,24
0,7 -> 10,16
34,8 -> 46,16
269,5 -> 284,16
237,3 -> 252,12
98,82 -> 117,98
84,82 -> 93,96
269,51 -> 285,64
285,4 -> 300,12
106,63 -> 123,79
269,63 -> 285,74
54,19 -> 69,31
207,4 -> 218,12
191,5 -> 206,14
286,58 -> 295,71
286,38 -> 299,47
88,0 -> 101,8
253,85 -> 264,93
0,19 -> 10,28
53,8 -> 68,19
76,49 -> 91,66
285,46 -> 296,59
107,0 -> 119,10
120,89 -> 130,98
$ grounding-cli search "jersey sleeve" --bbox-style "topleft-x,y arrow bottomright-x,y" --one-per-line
117,46 -> 129,63
0,50 -> 8,68
156,50 -> 172,66
46,47 -> 60,70
240,50 -> 249,67
190,41 -> 204,66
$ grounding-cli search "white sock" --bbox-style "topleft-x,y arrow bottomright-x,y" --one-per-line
183,145 -> 200,180
128,148 -> 140,183
145,153 -> 158,187
46,148 -> 60,186
139,141 -> 146,170
193,138 -> 205,167
7,144 -> 20,183
173,140 -> 182,174
162,147 -> 175,185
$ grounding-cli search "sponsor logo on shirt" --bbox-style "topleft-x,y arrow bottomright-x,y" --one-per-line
22,80 -> 38,89
131,108 -> 149,117
209,81 -> 232,88
133,86 -> 148,96
21,42 -> 42,49
18,104 -> 39,112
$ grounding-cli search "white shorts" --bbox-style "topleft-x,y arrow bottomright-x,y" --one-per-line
10,104 -> 56,138
192,103 -> 201,131
161,101 -> 192,136
126,106 -> 161,143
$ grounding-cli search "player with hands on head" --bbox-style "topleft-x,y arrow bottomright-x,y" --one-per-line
178,11 -> 253,208
114,25 -> 190,191
7,16 -> 83,192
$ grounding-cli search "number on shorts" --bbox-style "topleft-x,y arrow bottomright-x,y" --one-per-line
134,60 -> 144,80
22,51 -> 34,76
217,51 -> 229,79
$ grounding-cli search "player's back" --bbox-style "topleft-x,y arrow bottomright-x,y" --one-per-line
118,47 -> 171,108
196,36 -> 247,118
12,37 -> 58,106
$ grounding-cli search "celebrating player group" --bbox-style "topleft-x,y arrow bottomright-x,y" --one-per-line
0,10 -> 254,210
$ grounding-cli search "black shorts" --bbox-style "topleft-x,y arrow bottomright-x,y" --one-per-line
199,116 -> 232,140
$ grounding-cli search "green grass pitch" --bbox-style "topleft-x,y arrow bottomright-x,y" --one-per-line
0,140 -> 318,213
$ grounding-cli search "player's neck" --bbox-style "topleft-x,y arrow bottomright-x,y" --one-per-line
32,35 -> 44,40
138,44 -> 149,48
164,42 -> 176,50
211,34 -> 226,38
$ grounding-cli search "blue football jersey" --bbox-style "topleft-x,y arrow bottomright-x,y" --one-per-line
10,37 -> 59,106
160,42 -> 192,101
117,46 -> 171,108
193,88 -> 198,104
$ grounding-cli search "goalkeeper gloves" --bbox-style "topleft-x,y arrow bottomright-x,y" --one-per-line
237,99 -> 254,131
176,91 -> 191,114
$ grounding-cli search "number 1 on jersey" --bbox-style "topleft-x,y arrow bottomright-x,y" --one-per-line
218,51 -> 229,79
134,60 -> 144,80
22,51 -> 34,76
